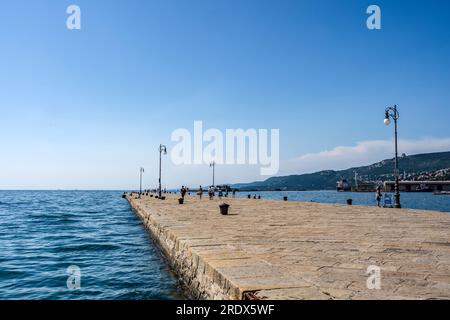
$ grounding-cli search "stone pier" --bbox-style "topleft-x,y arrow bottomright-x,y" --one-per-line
126,193 -> 450,300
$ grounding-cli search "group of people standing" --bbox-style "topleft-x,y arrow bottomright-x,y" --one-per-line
175,184 -> 385,207
180,185 -> 236,201
196,186 -> 215,200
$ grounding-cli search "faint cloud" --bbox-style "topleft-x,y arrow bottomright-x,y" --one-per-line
282,137 -> 450,174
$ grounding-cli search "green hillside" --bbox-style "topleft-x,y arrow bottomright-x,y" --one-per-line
232,151 -> 450,191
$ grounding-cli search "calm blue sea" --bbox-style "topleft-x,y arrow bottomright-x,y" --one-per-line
0,190 -> 182,300
236,190 -> 450,213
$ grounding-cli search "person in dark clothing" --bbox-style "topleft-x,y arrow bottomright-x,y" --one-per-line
181,186 -> 187,199
376,186 -> 382,207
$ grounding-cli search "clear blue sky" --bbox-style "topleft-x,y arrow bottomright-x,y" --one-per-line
1,0 -> 450,189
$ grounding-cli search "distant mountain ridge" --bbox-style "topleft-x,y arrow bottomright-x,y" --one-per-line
232,151 -> 450,191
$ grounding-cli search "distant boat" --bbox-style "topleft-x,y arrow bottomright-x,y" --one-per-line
336,179 -> 351,192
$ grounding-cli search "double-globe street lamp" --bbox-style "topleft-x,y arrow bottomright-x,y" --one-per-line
210,161 -> 216,187
384,105 -> 401,209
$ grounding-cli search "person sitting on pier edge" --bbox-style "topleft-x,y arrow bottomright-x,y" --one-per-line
376,185 -> 382,208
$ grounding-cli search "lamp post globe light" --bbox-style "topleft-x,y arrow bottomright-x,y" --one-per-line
210,161 -> 216,187
158,144 -> 167,199
139,167 -> 145,198
384,105 -> 401,209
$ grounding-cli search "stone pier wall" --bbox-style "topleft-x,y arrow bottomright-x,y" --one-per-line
128,196 -> 243,299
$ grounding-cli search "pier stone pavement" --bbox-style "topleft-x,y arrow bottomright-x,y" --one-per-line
129,194 -> 450,300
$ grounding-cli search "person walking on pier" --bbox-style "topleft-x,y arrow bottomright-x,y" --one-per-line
208,186 -> 214,200
376,186 -> 382,207
197,186 -> 203,200
181,186 -> 187,199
